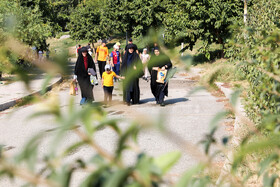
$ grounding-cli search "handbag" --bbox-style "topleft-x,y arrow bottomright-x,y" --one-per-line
90,75 -> 98,85
156,69 -> 167,84
70,80 -> 78,95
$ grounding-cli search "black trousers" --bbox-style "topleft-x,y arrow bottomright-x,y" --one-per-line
103,86 -> 114,103
98,61 -> 106,78
77,76 -> 94,101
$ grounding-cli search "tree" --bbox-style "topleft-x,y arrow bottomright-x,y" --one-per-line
68,0 -> 110,45
0,0 -> 52,50
103,0 -> 167,38
18,0 -> 82,32
163,0 -> 243,57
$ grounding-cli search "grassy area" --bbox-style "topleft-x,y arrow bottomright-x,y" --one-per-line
47,37 -> 88,58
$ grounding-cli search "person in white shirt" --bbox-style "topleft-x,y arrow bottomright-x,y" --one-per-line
140,48 -> 150,80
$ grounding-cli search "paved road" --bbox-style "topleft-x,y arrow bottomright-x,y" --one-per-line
0,60 -> 228,186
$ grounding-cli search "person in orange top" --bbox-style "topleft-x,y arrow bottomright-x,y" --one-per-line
95,40 -> 109,78
102,64 -> 125,104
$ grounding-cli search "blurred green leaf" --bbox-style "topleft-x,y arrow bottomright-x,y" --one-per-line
259,154 -> 279,176
263,172 -> 278,187
230,90 -> 242,107
40,74 -> 52,94
209,111 -> 229,133
104,168 -> 132,187
16,132 -> 45,171
95,119 -> 121,135
153,151 -> 181,175
187,86 -> 206,97
61,165 -> 75,187
63,142 -> 85,157
116,124 -> 141,160
0,144 -> 4,158
174,164 -> 205,187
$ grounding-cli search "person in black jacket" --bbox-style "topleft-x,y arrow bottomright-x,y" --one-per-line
74,47 -> 97,104
121,44 -> 143,105
148,47 -> 172,106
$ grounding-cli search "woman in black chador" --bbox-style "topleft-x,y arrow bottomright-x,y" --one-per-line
121,44 -> 143,105
74,47 -> 97,104
148,47 -> 172,106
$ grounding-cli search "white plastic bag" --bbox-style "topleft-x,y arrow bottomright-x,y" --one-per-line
90,75 -> 98,85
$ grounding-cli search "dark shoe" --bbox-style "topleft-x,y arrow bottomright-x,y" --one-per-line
160,102 -> 165,107
125,102 -> 131,106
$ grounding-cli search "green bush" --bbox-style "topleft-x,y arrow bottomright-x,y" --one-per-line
226,0 -> 280,128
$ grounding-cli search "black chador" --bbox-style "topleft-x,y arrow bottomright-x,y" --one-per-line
121,44 -> 143,105
74,48 -> 97,103
148,52 -> 172,105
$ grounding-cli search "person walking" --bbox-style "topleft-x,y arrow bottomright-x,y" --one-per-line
148,47 -> 172,106
74,47 -> 97,105
140,48 -> 150,80
77,44 -> 82,56
95,40 -> 109,79
110,44 -> 122,82
124,38 -> 139,55
121,44 -> 143,105
102,64 -> 125,105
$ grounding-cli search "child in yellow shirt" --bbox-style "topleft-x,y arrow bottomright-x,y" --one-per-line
102,64 -> 124,104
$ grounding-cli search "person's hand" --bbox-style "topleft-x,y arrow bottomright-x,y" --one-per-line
133,66 -> 136,70
88,73 -> 91,75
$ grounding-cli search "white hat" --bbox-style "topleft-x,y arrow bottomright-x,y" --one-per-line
105,64 -> 111,70
113,44 -> 119,50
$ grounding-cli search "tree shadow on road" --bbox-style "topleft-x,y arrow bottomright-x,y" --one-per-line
165,98 -> 189,105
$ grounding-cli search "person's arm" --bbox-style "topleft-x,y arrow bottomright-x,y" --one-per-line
161,60 -> 172,71
115,75 -> 125,80
110,52 -> 114,67
95,47 -> 99,62
111,57 -> 114,67
106,48 -> 109,61
74,59 -> 78,80
101,76 -> 104,87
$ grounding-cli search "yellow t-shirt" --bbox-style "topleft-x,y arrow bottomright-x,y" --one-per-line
102,71 -> 116,87
96,46 -> 108,61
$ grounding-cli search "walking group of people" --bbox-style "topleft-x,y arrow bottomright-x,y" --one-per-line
73,39 -> 173,107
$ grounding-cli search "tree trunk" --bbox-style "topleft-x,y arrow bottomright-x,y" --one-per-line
216,30 -> 225,59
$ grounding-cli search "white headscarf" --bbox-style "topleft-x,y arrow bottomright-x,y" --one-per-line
141,48 -> 150,62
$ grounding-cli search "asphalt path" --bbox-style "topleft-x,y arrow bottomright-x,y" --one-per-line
0,61 -> 228,186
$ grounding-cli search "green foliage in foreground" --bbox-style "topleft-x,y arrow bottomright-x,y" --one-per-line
1,30 -> 280,187
0,0 -> 280,186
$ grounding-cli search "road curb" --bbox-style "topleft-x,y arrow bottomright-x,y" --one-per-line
0,76 -> 63,112
215,82 -> 250,186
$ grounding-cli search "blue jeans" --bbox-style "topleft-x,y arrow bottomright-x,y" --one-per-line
112,64 -> 120,80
